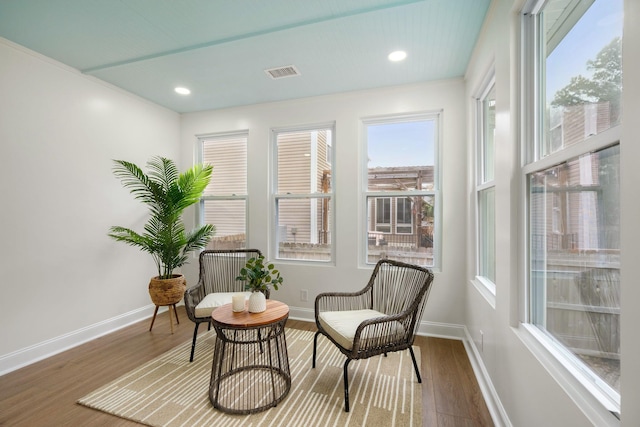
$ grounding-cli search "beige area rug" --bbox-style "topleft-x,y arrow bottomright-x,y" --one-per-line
78,328 -> 422,427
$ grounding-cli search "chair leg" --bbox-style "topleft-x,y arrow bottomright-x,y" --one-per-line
149,306 -> 159,331
173,304 -> 179,324
189,322 -> 201,362
168,306 -> 175,334
409,346 -> 422,383
343,359 -> 352,412
312,331 -> 321,368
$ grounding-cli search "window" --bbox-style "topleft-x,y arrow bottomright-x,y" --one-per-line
523,0 -> 622,410
375,198 -> 391,233
476,78 -> 496,288
273,125 -> 334,262
198,132 -> 248,249
364,114 -> 438,266
396,197 -> 413,234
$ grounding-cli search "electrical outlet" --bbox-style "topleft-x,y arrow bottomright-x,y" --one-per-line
300,289 -> 308,302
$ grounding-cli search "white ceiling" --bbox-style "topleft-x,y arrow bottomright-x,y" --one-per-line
0,0 -> 490,113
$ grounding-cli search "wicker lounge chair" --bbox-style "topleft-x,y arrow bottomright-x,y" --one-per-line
312,259 -> 434,412
184,249 -> 267,362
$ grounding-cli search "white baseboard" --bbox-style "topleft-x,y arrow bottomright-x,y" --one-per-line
462,326 -> 512,427
290,305 -> 507,426
1,301 -> 510,427
0,304 -> 159,376
289,306 -> 467,340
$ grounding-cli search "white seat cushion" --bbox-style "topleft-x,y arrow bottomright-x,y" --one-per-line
194,292 -> 251,318
318,309 -> 405,350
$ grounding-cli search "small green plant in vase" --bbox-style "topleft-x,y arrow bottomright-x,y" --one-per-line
236,255 -> 283,312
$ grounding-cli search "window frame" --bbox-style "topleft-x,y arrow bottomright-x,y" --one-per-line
474,72 -> 497,299
271,122 -> 336,264
520,0 -> 622,417
361,112 -> 441,268
196,130 -> 249,249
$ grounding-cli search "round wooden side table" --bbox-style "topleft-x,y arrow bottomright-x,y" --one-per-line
209,299 -> 290,414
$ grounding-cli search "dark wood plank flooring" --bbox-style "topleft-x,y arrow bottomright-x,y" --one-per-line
0,306 -> 493,426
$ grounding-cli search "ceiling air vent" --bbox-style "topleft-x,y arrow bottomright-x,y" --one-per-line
264,65 -> 301,79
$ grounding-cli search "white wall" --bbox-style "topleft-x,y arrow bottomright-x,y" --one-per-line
464,0 -> 640,425
5,4 -> 638,422
0,39 -> 180,371
180,80 -> 468,328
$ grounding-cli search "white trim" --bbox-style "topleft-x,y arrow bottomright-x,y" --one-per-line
271,123 -> 336,264
471,278 -> 496,309
288,306 -> 316,322
522,125 -> 621,175
463,326 -> 513,427
516,324 -> 621,425
195,129 -> 250,140
360,112 -> 441,269
3,300 -> 507,427
289,305 -> 464,340
289,305 -> 464,338
0,304 -> 159,376
310,131 -> 319,244
474,71 -> 497,294
289,304 -> 506,426
196,132 -> 250,247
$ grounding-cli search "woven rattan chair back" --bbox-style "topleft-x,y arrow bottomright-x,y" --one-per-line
312,259 -> 434,412
184,249 -> 263,362
370,260 -> 433,337
199,249 -> 263,294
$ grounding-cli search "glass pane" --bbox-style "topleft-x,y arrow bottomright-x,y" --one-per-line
277,129 -> 333,194
276,197 -> 331,261
202,135 -> 247,196
530,144 -> 620,392
375,198 -> 391,232
542,0 -> 623,157
367,120 -> 435,191
478,187 -> 495,282
366,195 -> 434,267
482,85 -> 496,182
203,199 -> 246,250
396,197 -> 413,234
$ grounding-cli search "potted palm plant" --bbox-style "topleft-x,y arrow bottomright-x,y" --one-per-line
108,156 -> 215,325
236,255 -> 283,312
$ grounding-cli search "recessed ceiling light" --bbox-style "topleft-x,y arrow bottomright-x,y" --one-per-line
388,51 -> 407,62
174,87 -> 191,95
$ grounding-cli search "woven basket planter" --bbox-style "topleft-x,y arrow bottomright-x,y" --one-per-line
148,274 -> 186,306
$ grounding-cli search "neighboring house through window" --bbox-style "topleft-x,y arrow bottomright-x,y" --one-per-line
198,132 -> 248,249
273,125 -> 335,262
522,0 -> 622,414
363,114 -> 439,266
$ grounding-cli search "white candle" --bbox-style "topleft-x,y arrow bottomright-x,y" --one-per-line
232,293 -> 245,312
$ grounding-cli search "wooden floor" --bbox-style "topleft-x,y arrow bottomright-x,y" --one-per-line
0,306 -> 493,426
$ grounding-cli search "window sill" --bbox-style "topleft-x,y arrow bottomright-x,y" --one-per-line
515,323 -> 620,425
471,276 -> 496,309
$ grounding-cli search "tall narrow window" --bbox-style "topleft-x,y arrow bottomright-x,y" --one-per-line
199,132 -> 248,249
396,197 -> 413,234
273,125 -> 334,262
476,79 -> 496,289
364,114 -> 438,266
523,0 -> 622,411
375,198 -> 391,233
